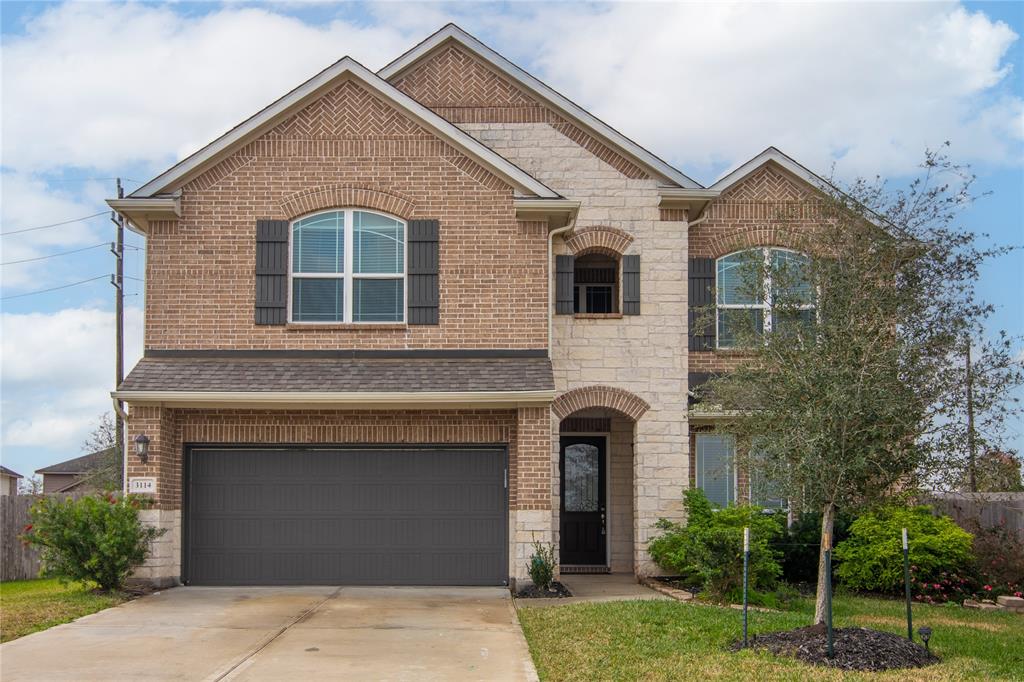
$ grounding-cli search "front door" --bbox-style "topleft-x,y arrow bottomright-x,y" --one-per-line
559,436 -> 606,565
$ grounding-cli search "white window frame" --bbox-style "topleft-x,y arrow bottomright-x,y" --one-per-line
288,208 -> 407,324
715,247 -> 814,349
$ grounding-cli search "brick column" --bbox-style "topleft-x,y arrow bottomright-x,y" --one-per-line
511,406 -> 554,584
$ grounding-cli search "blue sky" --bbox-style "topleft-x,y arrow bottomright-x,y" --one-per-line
2,1 -> 1022,482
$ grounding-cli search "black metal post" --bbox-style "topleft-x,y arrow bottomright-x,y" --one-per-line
903,527 -> 913,641
742,527 -> 750,647
825,533 -> 834,659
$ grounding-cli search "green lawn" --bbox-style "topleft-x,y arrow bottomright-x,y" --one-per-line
517,594 -> 1024,681
0,579 -> 128,642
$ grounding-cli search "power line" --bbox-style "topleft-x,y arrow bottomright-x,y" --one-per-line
1,211 -> 108,237
1,275 -> 109,301
2,242 -> 107,266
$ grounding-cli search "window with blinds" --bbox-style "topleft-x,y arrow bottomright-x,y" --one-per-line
289,209 -> 405,323
696,434 -> 736,507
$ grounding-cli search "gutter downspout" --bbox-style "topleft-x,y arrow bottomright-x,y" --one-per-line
112,398 -> 129,495
548,218 -> 576,358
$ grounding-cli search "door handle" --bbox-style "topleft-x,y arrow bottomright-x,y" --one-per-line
600,510 -> 606,535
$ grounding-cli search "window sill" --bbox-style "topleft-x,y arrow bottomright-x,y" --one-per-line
573,313 -> 623,320
285,323 -> 408,331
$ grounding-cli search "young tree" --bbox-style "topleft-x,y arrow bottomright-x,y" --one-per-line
80,412 -> 124,492
698,147 -> 1016,623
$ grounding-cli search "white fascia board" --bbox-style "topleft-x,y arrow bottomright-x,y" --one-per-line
107,197 -> 180,235
130,57 -> 558,200
380,25 -> 703,190
112,389 -> 555,408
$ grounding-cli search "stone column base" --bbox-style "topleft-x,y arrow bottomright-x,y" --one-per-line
131,509 -> 181,587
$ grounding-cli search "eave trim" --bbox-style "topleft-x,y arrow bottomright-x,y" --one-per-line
112,389 -> 556,407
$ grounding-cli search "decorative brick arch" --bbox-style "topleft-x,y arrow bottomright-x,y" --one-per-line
280,184 -> 416,220
552,386 -> 651,422
564,226 -> 634,258
705,226 -> 810,259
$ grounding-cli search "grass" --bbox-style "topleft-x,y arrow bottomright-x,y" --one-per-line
0,578 -> 129,642
517,593 -> 1024,681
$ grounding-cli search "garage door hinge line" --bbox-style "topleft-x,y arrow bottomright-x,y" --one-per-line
211,587 -> 342,682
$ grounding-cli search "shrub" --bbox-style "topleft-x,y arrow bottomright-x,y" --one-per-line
833,505 -> 973,595
964,520 -> 1023,600
21,493 -> 164,591
649,489 -> 784,601
527,540 -> 556,590
774,510 -> 853,584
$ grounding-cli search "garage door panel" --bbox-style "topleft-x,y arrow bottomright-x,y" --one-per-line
187,447 -> 507,585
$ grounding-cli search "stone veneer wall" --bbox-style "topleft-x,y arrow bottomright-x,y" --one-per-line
459,122 -> 689,575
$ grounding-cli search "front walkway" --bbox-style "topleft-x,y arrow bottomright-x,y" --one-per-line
518,574 -> 671,608
0,586 -> 538,681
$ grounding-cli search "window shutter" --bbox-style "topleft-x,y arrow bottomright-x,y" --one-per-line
622,254 -> 640,315
555,255 -> 575,315
688,257 -> 715,350
407,219 -> 439,325
255,219 -> 289,325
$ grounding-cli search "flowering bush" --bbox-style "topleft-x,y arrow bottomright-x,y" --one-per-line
964,520 -> 1023,600
912,568 -> 976,604
21,493 -> 164,591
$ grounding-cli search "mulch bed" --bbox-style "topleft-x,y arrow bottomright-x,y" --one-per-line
733,624 -> 940,671
516,581 -> 573,599
652,576 -> 702,594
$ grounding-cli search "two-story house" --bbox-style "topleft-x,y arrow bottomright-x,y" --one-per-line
110,24 -> 829,587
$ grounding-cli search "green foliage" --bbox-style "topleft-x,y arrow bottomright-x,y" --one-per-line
964,519 -> 1023,599
649,489 -> 784,601
527,540 -> 556,590
21,494 -> 164,592
774,510 -> 853,584
833,506 -> 973,594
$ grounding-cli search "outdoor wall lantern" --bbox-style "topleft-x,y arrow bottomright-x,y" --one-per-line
134,433 -> 150,463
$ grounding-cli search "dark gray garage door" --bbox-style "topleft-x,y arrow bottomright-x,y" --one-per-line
185,447 -> 507,586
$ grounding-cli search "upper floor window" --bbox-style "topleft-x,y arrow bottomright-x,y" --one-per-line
573,253 -> 618,314
290,209 -> 405,323
716,248 -> 814,349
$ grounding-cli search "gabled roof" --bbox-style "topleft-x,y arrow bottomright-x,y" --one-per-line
36,448 -> 114,475
127,57 -> 559,200
380,24 -> 702,190
709,146 -> 836,194
0,465 -> 23,479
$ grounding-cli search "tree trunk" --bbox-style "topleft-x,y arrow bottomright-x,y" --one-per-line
814,502 -> 836,624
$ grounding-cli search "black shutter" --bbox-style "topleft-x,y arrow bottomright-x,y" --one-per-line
255,220 -> 288,325
555,255 -> 575,315
407,219 -> 439,325
689,257 -> 715,350
622,254 -> 640,315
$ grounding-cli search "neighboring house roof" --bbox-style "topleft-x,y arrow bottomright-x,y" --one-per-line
379,24 -> 702,190
36,448 -> 114,475
0,465 -> 23,479
114,356 -> 555,406
125,56 -> 560,201
709,146 -> 837,194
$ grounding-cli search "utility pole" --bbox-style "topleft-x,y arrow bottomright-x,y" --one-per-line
111,179 -> 125,478
966,340 -> 977,493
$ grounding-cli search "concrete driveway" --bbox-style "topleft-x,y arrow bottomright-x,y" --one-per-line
0,586 -> 537,681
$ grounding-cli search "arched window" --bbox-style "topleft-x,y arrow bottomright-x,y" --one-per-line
289,209 -> 406,323
716,247 -> 814,349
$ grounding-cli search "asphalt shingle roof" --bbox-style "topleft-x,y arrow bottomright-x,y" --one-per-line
119,356 -> 554,393
36,448 -> 114,475
0,465 -> 23,478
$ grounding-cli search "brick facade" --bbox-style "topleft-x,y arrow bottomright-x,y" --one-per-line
143,77 -> 548,351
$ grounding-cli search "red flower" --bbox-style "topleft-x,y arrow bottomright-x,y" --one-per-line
984,585 -> 992,591
23,524 -> 32,532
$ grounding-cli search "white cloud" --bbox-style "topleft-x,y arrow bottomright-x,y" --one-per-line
2,2 -> 1019,183
500,2 -> 1022,179
1,3 -> 411,173
1,306 -> 143,450
1,172 -> 109,290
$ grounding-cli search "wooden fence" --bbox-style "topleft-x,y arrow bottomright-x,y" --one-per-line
921,492 -> 1024,539
1,494 -> 79,582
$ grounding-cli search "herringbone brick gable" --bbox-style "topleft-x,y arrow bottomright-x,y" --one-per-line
720,166 -> 811,202
269,79 -> 431,139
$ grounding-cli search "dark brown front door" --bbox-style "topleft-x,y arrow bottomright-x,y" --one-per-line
559,436 -> 606,565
